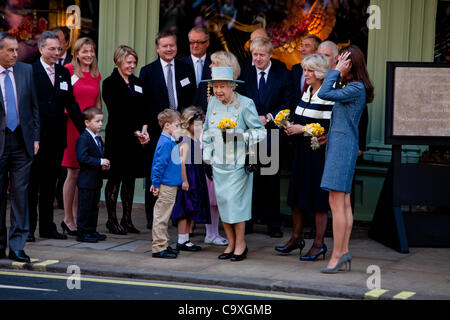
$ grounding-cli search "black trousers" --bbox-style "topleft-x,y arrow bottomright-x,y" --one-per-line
28,146 -> 64,235
77,187 -> 101,235
0,128 -> 32,251
144,175 -> 156,228
251,169 -> 282,229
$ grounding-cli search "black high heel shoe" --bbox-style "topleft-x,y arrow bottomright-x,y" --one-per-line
61,221 -> 78,236
106,220 -> 127,235
218,251 -> 234,260
120,220 -> 140,234
300,244 -> 327,261
274,239 -> 305,254
231,246 -> 248,262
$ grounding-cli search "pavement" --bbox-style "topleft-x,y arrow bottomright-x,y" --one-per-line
1,202 -> 449,300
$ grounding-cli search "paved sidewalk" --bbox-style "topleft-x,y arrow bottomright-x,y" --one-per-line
1,203 -> 449,300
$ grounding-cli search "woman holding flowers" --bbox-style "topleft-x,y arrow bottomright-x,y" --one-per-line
203,67 -> 266,262
317,45 -> 374,273
276,54 -> 334,262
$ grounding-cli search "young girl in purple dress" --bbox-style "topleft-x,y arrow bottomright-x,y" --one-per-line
172,107 -> 211,252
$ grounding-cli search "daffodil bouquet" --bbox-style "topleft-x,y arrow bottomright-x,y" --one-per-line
304,123 -> 325,150
217,117 -> 238,141
274,109 -> 291,129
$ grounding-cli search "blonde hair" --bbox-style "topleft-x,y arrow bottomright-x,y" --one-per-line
301,54 -> 329,80
157,109 -> 181,129
113,45 -> 138,67
210,51 -> 241,80
180,106 -> 204,129
250,37 -> 273,55
72,37 -> 99,78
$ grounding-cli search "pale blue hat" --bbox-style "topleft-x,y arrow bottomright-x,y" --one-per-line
201,66 -> 244,83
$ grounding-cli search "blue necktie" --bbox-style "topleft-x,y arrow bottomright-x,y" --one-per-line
4,70 -> 18,131
258,71 -> 266,103
95,136 -> 104,157
195,59 -> 203,87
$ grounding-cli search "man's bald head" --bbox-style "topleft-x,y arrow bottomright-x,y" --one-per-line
250,28 -> 269,41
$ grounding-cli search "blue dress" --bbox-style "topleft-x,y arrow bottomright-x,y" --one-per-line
203,93 -> 266,224
171,138 -> 211,224
287,86 -> 333,212
318,70 -> 367,194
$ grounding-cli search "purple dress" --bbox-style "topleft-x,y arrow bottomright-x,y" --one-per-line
171,138 -> 211,224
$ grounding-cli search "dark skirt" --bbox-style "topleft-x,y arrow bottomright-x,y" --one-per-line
171,162 -> 211,224
287,135 -> 330,213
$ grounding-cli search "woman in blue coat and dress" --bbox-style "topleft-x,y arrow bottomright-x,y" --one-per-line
317,45 -> 374,273
203,67 -> 266,262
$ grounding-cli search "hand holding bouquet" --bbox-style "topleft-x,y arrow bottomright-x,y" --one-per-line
273,109 -> 291,129
304,123 -> 325,150
217,117 -> 238,141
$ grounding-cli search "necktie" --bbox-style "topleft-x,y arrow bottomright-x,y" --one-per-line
166,64 -> 176,109
195,59 -> 203,87
58,58 -> 64,65
47,66 -> 55,86
258,71 -> 266,103
95,136 -> 104,157
4,70 -> 18,131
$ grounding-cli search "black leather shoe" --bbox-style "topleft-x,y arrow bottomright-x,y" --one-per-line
106,220 -> 127,235
40,229 -> 67,240
218,251 -> 234,260
268,227 -> 283,238
61,221 -> 78,236
8,250 -> 30,263
93,232 -> 107,241
76,233 -> 98,243
167,246 -> 179,255
275,239 -> 306,254
176,241 -> 202,252
152,249 -> 177,259
26,234 -> 36,242
231,247 -> 248,262
120,220 -> 140,234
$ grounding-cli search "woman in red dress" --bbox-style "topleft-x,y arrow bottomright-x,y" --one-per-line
61,37 -> 102,235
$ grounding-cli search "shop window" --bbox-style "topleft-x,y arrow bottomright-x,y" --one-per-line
0,0 -> 99,63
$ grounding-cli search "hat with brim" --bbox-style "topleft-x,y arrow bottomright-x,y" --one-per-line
201,66 -> 244,83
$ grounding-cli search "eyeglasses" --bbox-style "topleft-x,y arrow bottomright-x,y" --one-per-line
189,40 -> 208,45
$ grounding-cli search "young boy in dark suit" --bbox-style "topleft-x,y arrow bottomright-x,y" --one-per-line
76,107 -> 110,243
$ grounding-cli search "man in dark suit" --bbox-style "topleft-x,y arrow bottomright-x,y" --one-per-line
51,26 -> 73,66
28,31 -> 84,241
0,32 -> 40,262
239,37 -> 294,238
180,26 -> 212,111
291,35 -> 322,102
139,30 -> 196,230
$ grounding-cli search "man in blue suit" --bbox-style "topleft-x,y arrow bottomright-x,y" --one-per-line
239,37 -> 294,238
139,30 -> 196,230
0,32 -> 40,262
180,26 -> 212,111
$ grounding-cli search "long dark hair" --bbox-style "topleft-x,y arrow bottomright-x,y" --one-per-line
340,45 -> 374,103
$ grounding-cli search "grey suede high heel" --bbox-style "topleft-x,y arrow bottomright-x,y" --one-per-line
320,254 -> 351,274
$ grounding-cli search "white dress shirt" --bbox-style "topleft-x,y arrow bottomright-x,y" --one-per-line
86,128 -> 106,166
191,54 -> 206,86
40,57 -> 55,85
160,58 -> 179,109
256,61 -> 272,90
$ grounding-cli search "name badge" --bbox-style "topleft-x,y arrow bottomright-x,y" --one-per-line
71,75 -> 79,86
60,81 -> 68,91
180,77 -> 190,87
134,85 -> 143,93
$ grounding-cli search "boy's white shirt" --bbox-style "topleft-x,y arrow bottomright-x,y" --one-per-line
86,128 -> 106,166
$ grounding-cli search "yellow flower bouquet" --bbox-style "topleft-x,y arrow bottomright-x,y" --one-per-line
304,123 -> 325,150
217,117 -> 237,141
273,109 -> 291,129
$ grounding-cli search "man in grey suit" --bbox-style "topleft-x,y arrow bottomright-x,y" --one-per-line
0,32 -> 40,262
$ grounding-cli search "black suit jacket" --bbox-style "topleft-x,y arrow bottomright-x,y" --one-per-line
32,60 -> 84,150
291,63 -> 305,106
239,60 -> 294,117
0,62 -> 40,158
76,130 -> 103,189
139,58 -> 196,114
180,55 -> 212,111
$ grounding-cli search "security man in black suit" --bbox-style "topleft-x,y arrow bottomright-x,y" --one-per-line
239,37 -> 294,238
139,30 -> 196,230
28,31 -> 84,241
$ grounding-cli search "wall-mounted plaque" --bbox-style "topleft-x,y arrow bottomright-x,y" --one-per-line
385,62 -> 450,146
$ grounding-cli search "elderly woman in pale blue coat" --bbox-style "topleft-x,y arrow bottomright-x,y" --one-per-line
317,45 -> 374,274
203,67 -> 266,262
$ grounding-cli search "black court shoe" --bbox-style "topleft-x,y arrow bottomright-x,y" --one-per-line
275,239 -> 306,254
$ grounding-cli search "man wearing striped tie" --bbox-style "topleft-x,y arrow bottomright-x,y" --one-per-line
0,32 -> 40,263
